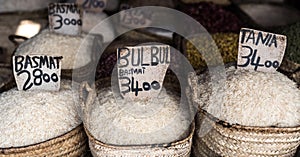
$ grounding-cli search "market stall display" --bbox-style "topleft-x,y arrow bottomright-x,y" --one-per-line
0,0 -> 299,156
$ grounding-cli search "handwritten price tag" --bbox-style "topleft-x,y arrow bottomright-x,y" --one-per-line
117,45 -> 170,101
237,28 -> 287,72
48,3 -> 82,35
119,4 -> 153,28
77,0 -> 106,12
13,55 -> 62,91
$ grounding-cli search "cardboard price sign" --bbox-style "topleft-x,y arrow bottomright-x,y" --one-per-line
237,28 -> 287,72
76,0 -> 106,12
13,55 -> 63,91
119,4 -> 153,28
117,45 -> 170,101
48,3 -> 82,35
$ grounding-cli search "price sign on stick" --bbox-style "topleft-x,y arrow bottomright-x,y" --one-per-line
117,45 -> 170,101
13,55 -> 63,91
76,0 -> 107,12
237,28 -> 287,72
48,3 -> 82,35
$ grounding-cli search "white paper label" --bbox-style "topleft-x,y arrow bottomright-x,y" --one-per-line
48,3 -> 82,35
237,28 -> 287,72
117,45 -> 170,101
76,0 -> 106,12
119,4 -> 153,28
12,55 -> 62,91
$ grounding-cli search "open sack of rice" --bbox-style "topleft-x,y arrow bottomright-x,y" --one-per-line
0,80 -> 87,156
14,29 -> 102,81
79,77 -> 195,157
187,66 -> 300,156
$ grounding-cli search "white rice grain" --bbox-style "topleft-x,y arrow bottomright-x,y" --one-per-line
196,66 -> 300,127
15,29 -> 94,69
0,80 -> 81,148
88,87 -> 191,145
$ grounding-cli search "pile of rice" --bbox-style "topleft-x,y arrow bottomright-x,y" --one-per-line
196,66 -> 300,127
88,87 -> 191,145
15,29 -> 94,69
0,80 -> 81,148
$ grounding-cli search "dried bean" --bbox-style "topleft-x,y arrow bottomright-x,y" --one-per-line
186,33 -> 239,69
179,2 -> 242,33
281,22 -> 300,64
